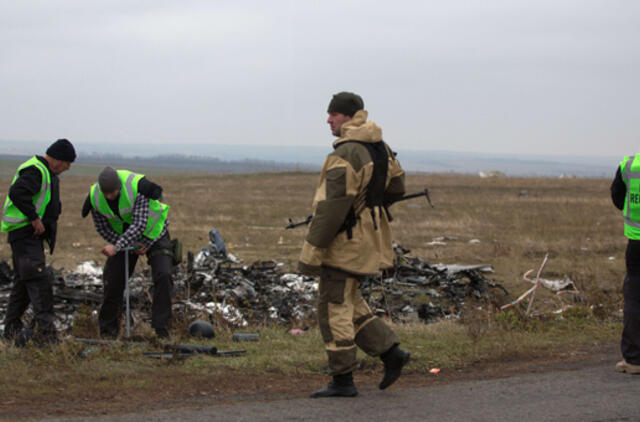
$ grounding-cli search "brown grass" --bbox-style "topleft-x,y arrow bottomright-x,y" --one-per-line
0,169 -> 626,419
0,171 -> 624,297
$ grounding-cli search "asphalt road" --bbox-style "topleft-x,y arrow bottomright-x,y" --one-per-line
43,356 -> 638,422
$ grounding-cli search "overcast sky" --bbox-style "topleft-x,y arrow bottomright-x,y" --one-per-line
1,0 -> 638,157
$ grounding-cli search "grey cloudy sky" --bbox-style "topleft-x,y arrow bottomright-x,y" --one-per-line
1,0 -> 638,157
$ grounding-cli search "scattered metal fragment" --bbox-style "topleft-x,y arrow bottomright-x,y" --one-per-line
500,254 -> 580,315
143,350 -> 246,359
73,338 -> 246,358
143,352 -> 196,359
0,232 -> 509,333
360,244 -> 508,323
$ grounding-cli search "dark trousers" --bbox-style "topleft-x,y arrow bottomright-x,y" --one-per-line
622,241 -> 640,364
622,274 -> 640,364
99,233 -> 173,336
2,236 -> 56,340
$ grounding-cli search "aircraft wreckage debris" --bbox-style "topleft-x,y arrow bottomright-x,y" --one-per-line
0,232 -> 509,334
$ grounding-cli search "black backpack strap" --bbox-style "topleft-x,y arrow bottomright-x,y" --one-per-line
362,141 -> 389,209
336,141 -> 389,238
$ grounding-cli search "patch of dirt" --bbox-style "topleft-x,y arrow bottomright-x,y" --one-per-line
0,342 -> 619,421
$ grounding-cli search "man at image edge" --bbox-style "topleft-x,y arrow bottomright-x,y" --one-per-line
1,139 -> 76,344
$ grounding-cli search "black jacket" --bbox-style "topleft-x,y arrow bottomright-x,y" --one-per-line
7,156 -> 61,246
611,167 -> 625,211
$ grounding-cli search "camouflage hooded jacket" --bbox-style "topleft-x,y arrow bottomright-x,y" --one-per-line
298,110 -> 405,276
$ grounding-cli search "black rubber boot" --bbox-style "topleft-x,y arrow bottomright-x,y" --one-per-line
379,345 -> 410,390
310,372 -> 358,398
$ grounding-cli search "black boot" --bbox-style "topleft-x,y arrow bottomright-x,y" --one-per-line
155,328 -> 170,339
310,372 -> 358,398
379,345 -> 410,390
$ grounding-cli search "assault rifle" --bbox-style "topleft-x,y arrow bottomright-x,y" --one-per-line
396,187 -> 434,208
285,215 -> 313,230
73,338 -> 246,357
285,187 -> 433,229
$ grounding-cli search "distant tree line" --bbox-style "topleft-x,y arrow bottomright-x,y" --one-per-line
0,153 -> 317,174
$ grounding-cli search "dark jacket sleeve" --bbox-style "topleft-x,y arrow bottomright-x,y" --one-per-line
138,177 -> 163,200
8,167 -> 42,221
611,167 -> 626,211
81,194 -> 92,218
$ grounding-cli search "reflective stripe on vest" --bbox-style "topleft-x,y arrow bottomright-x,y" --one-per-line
1,157 -> 51,231
120,172 -> 136,216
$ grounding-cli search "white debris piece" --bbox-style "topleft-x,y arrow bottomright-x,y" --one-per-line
434,264 -> 494,274
525,275 -> 576,292
70,261 -> 103,286
226,253 -> 242,264
205,301 -> 248,327
269,306 -> 279,320
75,261 -> 102,276
175,300 -> 248,327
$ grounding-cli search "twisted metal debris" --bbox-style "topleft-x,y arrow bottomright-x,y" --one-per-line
362,245 -> 508,323
0,234 -> 508,334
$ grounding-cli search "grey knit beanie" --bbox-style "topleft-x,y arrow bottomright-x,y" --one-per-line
98,167 -> 121,194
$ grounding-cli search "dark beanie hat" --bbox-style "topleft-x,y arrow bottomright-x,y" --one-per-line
98,166 -> 121,193
46,138 -> 76,162
327,92 -> 364,117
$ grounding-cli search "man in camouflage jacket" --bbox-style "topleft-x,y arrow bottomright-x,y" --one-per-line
299,92 -> 410,398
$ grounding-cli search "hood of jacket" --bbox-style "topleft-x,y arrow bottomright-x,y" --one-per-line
332,110 -> 383,149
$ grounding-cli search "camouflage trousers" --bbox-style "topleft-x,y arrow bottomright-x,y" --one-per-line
317,267 -> 399,376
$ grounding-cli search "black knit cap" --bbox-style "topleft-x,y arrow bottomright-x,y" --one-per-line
327,92 -> 364,117
46,138 -> 76,162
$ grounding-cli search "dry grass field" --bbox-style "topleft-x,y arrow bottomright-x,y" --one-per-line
0,165 -> 627,419
0,168 -> 625,295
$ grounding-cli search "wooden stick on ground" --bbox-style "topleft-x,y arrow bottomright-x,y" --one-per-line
525,253 -> 549,316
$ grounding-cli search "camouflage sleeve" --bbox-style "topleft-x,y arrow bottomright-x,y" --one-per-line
305,156 -> 356,248
298,154 -> 358,275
